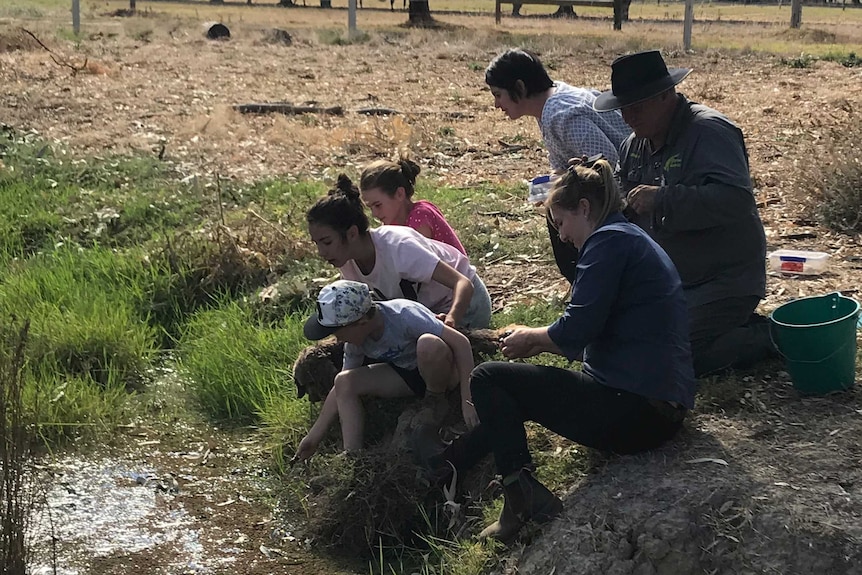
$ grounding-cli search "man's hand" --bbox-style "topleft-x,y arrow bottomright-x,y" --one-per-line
626,184 -> 660,215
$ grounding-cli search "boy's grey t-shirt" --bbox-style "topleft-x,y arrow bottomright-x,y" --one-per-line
342,299 -> 444,371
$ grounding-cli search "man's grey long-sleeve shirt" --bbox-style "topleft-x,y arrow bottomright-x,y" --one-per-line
617,94 -> 766,308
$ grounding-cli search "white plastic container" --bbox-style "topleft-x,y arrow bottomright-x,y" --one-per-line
527,175 -> 554,203
768,249 -> 830,276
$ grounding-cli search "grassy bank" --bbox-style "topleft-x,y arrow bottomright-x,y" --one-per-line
0,127 -> 588,572
0,128 -> 539,437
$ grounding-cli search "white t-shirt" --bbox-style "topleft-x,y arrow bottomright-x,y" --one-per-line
339,226 -> 477,315
342,299 -> 444,371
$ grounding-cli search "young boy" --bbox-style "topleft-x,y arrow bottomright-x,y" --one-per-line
293,280 -> 477,462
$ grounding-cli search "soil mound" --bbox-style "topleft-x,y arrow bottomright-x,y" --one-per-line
0,31 -> 40,53
505,371 -> 862,575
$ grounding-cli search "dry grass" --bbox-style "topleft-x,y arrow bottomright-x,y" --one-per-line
12,0 -> 862,53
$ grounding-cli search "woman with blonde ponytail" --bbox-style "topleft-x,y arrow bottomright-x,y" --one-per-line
421,157 -> 697,543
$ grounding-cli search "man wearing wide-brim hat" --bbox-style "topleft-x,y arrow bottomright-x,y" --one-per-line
594,50 -> 774,377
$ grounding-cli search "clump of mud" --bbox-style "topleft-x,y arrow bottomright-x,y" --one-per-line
301,448 -> 436,554
297,442 -> 499,558
0,30 -> 40,53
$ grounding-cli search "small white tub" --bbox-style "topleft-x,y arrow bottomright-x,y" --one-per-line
768,249 -> 830,276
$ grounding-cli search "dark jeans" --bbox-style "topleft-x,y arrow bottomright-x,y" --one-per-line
458,362 -> 685,477
547,217 -> 579,284
689,295 -> 776,377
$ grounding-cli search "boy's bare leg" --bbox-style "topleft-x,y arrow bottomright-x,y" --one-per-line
415,334 -> 459,426
416,334 -> 459,393
334,364 -> 415,452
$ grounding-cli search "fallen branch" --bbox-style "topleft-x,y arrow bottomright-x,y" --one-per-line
494,139 -> 528,155
20,28 -> 88,76
356,106 -> 400,116
233,102 -> 344,115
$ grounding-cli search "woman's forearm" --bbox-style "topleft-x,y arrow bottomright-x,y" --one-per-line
447,276 -> 474,325
431,261 -> 474,326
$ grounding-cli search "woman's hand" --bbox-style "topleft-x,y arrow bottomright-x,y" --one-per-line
436,312 -> 457,328
499,325 -> 556,359
461,398 -> 480,429
430,261 -> 474,328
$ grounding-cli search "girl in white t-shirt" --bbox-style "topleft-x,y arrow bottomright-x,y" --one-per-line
306,175 -> 491,329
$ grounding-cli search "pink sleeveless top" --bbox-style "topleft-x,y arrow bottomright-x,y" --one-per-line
405,200 -> 466,255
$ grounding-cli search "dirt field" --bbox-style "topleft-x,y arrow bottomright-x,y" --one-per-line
3,2 -> 862,574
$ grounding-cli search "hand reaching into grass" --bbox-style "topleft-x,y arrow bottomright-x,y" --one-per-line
292,434 -> 321,464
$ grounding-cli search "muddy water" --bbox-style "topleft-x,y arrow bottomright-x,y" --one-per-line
25,436 -> 356,574
29,457 -> 208,574
23,366 -> 358,575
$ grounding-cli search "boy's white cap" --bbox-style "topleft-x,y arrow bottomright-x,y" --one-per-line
303,280 -> 373,340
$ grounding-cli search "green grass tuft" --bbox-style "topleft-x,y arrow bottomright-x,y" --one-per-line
178,300 -> 309,423
317,28 -> 371,45
780,52 -> 816,68
0,247 -> 158,387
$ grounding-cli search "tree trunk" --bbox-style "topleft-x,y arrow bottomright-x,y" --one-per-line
130,0 -> 136,12
621,0 -> 631,20
553,5 -> 577,17
407,0 -> 434,25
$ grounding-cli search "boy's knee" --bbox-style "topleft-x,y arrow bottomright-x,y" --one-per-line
417,334 -> 452,364
333,370 -> 359,396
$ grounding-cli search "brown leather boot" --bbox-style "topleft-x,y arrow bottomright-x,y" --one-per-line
479,469 -> 563,542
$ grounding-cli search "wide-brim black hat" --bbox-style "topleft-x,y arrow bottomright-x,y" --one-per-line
594,50 -> 692,112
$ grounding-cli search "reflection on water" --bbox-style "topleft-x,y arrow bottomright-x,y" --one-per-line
29,457 -> 207,574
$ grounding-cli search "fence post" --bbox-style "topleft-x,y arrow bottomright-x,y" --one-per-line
683,0 -> 693,50
72,0 -> 80,35
790,0 -> 802,28
348,0 -> 357,37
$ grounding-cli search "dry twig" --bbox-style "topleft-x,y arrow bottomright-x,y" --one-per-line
20,28 -> 88,76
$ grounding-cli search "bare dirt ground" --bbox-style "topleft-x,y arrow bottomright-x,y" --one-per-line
3,4 -> 862,574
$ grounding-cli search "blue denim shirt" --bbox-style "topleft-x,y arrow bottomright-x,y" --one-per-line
547,213 -> 697,408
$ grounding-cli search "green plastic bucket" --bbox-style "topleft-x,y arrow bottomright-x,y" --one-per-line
769,292 -> 860,395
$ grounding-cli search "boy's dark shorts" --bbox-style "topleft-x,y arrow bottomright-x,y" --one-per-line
361,358 -> 427,397
390,365 -> 427,398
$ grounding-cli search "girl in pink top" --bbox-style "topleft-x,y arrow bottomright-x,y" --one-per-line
359,157 -> 467,255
